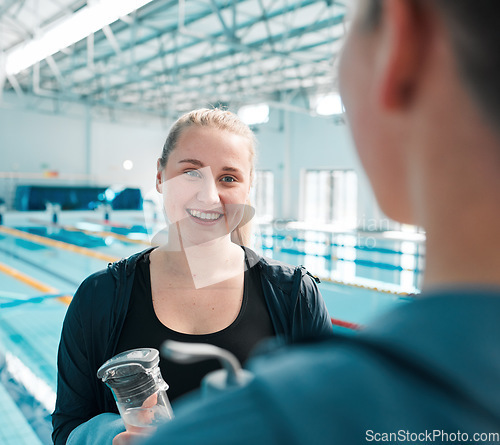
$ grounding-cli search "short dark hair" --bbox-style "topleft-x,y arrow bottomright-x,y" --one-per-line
364,0 -> 500,131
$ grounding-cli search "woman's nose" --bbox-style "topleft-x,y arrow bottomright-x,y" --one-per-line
197,174 -> 220,205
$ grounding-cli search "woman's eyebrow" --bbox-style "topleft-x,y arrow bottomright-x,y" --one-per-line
178,160 -> 241,174
178,159 -> 204,167
221,166 -> 242,173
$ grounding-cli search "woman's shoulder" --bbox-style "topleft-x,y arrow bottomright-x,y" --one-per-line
243,246 -> 318,291
244,246 -> 296,276
73,247 -> 155,302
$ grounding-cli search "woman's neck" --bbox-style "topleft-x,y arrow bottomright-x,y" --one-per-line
154,233 -> 245,289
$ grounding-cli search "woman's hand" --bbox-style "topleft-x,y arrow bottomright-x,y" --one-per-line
112,431 -> 150,445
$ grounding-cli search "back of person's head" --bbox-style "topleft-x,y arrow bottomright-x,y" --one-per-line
364,0 -> 500,134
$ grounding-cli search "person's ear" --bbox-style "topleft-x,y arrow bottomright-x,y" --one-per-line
376,0 -> 430,110
156,159 -> 164,194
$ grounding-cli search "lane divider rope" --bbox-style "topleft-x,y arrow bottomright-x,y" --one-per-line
0,226 -> 120,263
27,217 -> 151,246
62,224 -> 151,246
0,261 -> 72,305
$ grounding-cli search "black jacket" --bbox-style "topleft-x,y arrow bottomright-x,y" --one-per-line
52,247 -> 332,445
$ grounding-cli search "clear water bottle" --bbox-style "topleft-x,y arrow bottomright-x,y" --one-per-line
97,348 -> 174,433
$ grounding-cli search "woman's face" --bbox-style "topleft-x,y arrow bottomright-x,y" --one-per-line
157,126 -> 253,246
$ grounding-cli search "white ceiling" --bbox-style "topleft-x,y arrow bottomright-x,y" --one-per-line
0,0 -> 349,117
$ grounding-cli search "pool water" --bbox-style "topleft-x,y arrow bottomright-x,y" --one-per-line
0,214 -> 420,444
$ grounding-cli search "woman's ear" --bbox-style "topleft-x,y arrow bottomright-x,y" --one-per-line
376,0 -> 430,110
156,159 -> 164,194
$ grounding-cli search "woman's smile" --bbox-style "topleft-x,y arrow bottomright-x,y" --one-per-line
186,208 -> 224,224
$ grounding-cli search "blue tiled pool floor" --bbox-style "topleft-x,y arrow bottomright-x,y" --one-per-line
0,296 -> 67,445
0,381 -> 44,445
0,298 -> 66,392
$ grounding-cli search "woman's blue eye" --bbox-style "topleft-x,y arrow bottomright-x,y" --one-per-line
221,176 -> 236,183
185,170 -> 202,178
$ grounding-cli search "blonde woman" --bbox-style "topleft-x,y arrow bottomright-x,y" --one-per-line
52,108 -> 332,445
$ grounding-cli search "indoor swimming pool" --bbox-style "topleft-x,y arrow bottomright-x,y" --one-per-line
0,210 -> 422,444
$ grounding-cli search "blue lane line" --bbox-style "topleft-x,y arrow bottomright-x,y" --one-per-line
0,294 -> 68,309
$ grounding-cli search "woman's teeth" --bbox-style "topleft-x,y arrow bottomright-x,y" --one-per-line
188,210 -> 222,220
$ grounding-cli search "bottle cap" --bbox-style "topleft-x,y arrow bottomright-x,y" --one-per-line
97,348 -> 159,380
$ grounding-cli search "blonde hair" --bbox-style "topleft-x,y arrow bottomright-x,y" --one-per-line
159,108 -> 257,246
160,108 -> 256,173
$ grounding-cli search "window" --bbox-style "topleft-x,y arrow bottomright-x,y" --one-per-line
300,169 -> 357,227
251,170 -> 274,222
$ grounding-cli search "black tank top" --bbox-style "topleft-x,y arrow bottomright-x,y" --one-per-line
115,250 -> 275,402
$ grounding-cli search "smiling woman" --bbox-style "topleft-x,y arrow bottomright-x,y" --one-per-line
51,108 -> 333,445
158,126 -> 252,248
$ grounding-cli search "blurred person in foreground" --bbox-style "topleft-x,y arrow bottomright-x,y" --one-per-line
139,0 -> 500,443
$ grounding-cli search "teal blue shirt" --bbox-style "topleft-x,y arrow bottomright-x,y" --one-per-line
143,290 -> 500,444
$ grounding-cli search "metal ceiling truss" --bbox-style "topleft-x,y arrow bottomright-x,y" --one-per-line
1,0 -> 348,117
